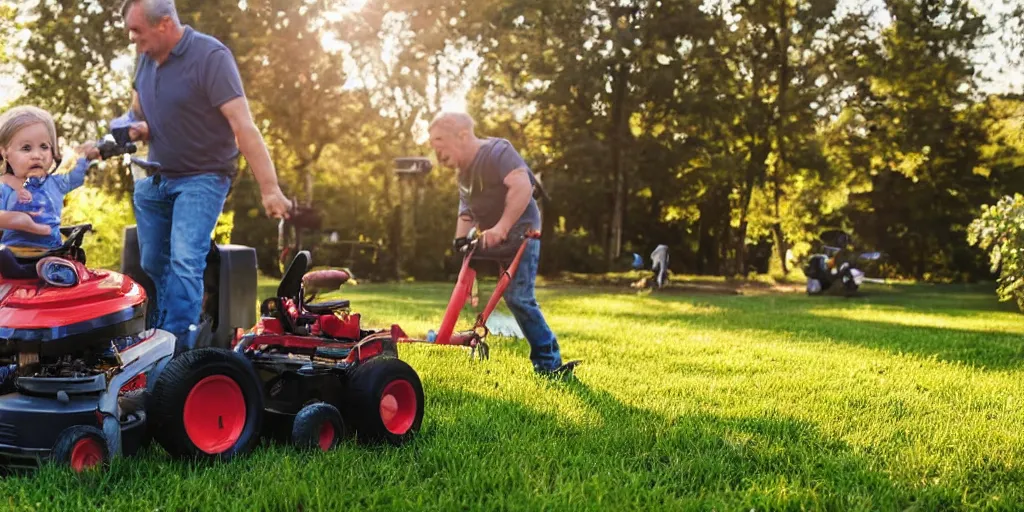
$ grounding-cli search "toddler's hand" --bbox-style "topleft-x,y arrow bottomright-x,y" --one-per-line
77,141 -> 101,161
16,188 -> 32,203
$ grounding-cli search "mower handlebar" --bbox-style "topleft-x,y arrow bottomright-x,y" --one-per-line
96,126 -> 138,160
457,227 -> 541,253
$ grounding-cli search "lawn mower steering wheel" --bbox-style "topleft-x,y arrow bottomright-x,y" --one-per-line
58,224 -> 92,251
47,224 -> 92,263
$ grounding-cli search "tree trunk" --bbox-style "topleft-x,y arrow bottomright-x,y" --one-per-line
607,62 -> 629,269
605,7 -> 635,270
772,0 -> 792,274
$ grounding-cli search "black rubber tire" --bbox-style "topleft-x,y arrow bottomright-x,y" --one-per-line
291,403 -> 350,451
345,357 -> 424,445
51,425 -> 108,473
148,348 -> 264,461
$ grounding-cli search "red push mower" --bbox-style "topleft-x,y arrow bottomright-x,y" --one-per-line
395,223 -> 540,361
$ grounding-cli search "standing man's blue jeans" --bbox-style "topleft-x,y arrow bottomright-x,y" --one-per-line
133,173 -> 231,351
501,239 -> 562,372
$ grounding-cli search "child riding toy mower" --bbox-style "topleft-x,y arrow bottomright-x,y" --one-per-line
0,136 -> 265,473
232,250 -> 424,450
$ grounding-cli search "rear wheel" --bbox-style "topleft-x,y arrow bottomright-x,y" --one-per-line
52,425 -> 108,473
345,357 -> 424,445
291,403 -> 349,451
148,348 -> 264,461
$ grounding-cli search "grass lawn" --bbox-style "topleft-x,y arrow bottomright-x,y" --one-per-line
2,277 -> 1023,510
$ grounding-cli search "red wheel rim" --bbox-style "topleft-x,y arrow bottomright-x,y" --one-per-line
70,438 -> 103,472
379,380 -> 416,435
183,375 -> 247,454
318,421 -> 335,451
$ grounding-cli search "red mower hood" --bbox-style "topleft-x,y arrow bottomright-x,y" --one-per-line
0,269 -> 146,342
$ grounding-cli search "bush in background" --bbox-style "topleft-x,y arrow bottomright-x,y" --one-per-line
967,194 -> 1024,312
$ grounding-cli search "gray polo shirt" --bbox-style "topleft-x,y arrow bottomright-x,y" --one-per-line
133,26 -> 245,178
457,138 -> 542,231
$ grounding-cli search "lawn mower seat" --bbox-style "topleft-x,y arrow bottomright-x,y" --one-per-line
278,250 -> 310,301
302,268 -> 354,314
305,300 -> 350,315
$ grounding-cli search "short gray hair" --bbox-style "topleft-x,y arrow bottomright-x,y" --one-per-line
429,111 -> 475,136
121,0 -> 180,25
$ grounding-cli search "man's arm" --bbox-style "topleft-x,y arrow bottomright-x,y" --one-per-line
130,90 -> 145,121
492,168 -> 533,235
456,214 -> 474,238
219,96 -> 291,218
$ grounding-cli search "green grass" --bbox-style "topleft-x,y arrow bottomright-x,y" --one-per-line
3,279 -> 1024,510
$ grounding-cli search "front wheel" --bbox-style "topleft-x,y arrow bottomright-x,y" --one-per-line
52,425 -> 108,473
345,357 -> 424,445
292,403 -> 350,451
148,348 -> 264,461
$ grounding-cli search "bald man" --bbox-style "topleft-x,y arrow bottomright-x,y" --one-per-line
428,112 -> 578,378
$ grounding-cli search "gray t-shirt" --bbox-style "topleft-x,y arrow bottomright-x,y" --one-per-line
457,138 -> 541,231
133,26 -> 245,178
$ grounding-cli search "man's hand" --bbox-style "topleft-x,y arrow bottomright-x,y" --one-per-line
129,121 -> 149,142
481,224 -> 509,249
453,236 -> 471,253
261,188 -> 292,219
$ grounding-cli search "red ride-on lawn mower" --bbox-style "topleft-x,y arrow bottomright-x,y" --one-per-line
0,143 -> 265,473
232,250 -> 424,450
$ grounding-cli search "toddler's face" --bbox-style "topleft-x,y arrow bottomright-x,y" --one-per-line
2,122 -> 54,179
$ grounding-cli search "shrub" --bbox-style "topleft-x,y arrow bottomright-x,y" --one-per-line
967,193 -> 1024,312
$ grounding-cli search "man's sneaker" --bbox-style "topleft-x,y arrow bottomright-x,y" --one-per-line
536,360 -> 582,380
35,256 -> 79,287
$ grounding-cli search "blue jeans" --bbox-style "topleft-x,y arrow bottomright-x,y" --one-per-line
501,239 -> 562,371
133,173 -> 230,346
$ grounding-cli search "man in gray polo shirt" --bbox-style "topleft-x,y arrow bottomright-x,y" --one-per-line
429,112 -> 579,379
117,0 -> 291,352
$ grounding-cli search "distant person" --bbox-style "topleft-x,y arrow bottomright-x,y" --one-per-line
651,244 -> 669,289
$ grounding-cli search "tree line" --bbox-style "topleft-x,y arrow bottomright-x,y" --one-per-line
3,0 -> 1022,281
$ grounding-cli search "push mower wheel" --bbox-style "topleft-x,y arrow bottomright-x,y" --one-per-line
291,403 -> 350,452
52,425 -> 108,473
148,348 -> 264,461
345,357 -> 424,445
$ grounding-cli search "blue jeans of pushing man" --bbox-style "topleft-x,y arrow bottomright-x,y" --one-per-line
133,173 -> 231,352
501,238 -> 562,372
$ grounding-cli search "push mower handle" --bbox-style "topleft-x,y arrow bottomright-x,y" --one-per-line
458,226 -> 541,253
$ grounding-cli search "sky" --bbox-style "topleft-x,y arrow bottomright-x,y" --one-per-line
1,0 -> 1021,110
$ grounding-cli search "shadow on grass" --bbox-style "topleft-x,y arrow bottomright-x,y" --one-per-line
418,379 -> 974,510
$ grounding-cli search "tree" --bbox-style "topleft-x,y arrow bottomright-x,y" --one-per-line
847,0 -> 994,279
